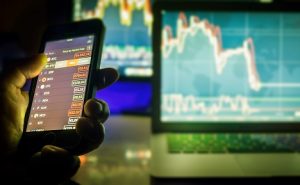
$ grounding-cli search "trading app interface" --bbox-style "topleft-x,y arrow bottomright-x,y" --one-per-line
27,35 -> 94,131
73,0 -> 152,77
161,10 -> 300,123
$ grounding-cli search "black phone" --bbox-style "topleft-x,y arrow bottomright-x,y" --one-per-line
20,19 -> 105,154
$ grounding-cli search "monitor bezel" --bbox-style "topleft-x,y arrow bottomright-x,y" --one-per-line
152,0 -> 300,133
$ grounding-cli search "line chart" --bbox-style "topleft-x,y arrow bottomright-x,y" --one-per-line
161,11 -> 300,122
74,0 -> 153,77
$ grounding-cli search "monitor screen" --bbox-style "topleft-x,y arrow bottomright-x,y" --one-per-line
160,10 -> 300,123
73,0 -> 153,78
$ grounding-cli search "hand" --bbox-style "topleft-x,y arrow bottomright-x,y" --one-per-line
0,54 -> 119,184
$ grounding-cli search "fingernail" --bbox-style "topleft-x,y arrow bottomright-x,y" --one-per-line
42,145 -> 64,153
42,145 -> 68,158
96,100 -> 103,111
93,99 -> 109,122
92,99 -> 104,117
41,55 -> 48,64
41,145 -> 79,168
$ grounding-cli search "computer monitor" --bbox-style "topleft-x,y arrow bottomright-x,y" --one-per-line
152,1 -> 300,132
73,0 -> 153,79
72,0 -> 154,114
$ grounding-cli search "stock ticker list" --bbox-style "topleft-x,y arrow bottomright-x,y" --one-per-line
27,36 -> 93,131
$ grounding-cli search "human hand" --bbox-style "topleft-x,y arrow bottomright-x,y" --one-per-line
0,54 -> 119,184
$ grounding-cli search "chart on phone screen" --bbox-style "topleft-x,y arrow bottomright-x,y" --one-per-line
27,36 -> 94,132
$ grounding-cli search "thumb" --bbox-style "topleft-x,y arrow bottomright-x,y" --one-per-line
19,54 -> 48,79
3,54 -> 47,89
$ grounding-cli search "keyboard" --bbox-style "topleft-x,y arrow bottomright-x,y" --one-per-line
167,133 -> 300,154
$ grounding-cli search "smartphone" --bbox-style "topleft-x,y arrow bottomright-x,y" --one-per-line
20,19 -> 105,154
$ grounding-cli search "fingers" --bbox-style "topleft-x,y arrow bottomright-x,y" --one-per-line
83,98 -> 109,123
95,68 -> 119,90
3,54 -> 47,89
18,54 -> 48,79
70,99 -> 109,155
72,117 -> 105,155
28,145 -> 80,184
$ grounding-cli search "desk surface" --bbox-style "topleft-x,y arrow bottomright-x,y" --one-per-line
71,115 -> 299,185
72,115 -> 151,185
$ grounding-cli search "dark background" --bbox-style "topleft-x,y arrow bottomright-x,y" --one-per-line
1,0 -> 299,67
0,0 -> 72,57
1,0 -> 300,184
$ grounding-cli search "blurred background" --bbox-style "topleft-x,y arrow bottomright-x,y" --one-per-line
1,0 -> 300,185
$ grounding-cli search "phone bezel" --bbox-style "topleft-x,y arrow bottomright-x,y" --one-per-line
22,19 -> 105,150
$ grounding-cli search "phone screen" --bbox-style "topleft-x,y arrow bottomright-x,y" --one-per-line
26,35 -> 94,132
